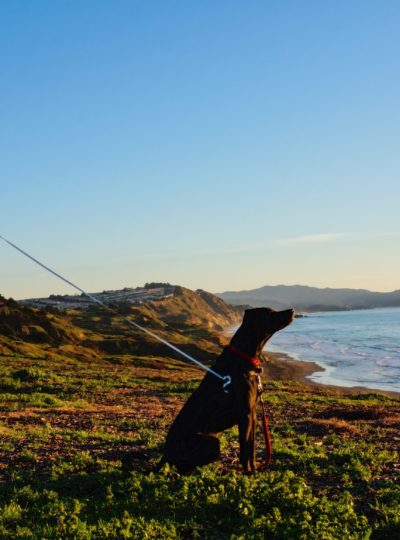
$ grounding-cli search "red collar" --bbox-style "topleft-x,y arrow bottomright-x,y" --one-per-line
226,344 -> 261,368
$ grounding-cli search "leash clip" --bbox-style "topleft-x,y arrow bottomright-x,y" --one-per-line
222,375 -> 232,394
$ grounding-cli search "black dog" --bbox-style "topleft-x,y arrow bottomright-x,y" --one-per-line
158,307 -> 294,474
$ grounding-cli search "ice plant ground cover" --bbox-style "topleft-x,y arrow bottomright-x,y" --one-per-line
0,347 -> 399,539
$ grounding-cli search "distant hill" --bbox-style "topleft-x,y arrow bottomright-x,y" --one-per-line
17,284 -> 240,332
0,295 -> 81,347
19,284 -> 176,310
0,286 -> 241,362
216,284 -> 400,312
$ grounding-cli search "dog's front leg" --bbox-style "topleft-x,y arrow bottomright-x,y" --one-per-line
237,373 -> 258,473
238,408 -> 257,473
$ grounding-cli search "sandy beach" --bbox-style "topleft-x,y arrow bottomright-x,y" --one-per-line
265,351 -> 400,400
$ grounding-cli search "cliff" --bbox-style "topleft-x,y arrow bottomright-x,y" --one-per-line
0,286 -> 241,363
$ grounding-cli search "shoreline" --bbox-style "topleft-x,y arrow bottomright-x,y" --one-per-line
223,325 -> 400,399
265,351 -> 400,400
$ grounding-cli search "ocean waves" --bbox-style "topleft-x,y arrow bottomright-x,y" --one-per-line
267,307 -> 400,393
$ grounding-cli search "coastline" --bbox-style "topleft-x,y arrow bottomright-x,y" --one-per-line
265,351 -> 400,400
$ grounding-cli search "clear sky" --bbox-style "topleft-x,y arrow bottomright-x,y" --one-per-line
1,1 -> 400,299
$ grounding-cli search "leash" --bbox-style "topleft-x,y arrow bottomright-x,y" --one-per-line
0,234 -> 232,393
257,375 -> 272,468
227,344 -> 273,467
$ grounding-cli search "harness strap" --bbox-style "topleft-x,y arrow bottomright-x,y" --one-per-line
226,344 -> 261,368
228,344 -> 273,468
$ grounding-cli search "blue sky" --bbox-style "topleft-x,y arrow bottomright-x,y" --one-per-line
1,1 -> 400,299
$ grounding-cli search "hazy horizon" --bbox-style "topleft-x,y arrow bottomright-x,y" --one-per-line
2,2 -> 400,299
4,271 -> 400,302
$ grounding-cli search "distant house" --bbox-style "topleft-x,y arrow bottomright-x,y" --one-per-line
19,286 -> 176,311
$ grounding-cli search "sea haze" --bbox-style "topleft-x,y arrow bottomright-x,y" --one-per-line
267,307 -> 400,393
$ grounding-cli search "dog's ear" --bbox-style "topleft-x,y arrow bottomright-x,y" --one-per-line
242,309 -> 257,326
243,308 -> 260,318
243,308 -> 273,323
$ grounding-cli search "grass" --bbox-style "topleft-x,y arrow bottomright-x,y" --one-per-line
0,298 -> 399,539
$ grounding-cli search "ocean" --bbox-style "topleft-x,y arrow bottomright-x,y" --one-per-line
267,307 -> 400,393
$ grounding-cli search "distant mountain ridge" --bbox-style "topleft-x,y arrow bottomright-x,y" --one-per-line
217,284 -> 400,312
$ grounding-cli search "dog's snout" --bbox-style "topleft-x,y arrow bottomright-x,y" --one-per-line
285,308 -> 295,322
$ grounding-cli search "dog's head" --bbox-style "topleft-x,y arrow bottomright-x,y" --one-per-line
242,307 -> 294,336
230,307 -> 294,355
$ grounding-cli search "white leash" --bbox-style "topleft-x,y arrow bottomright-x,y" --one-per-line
0,235 -> 232,392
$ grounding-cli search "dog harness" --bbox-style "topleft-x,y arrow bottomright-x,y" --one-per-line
225,344 -> 273,467
226,344 -> 261,369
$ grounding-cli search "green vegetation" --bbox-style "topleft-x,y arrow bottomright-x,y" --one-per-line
0,350 -> 398,539
0,291 -> 399,538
